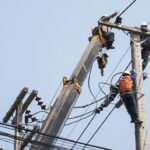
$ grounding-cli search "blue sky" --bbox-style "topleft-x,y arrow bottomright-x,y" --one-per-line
0,0 -> 150,150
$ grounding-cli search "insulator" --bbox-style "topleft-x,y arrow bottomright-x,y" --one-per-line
35,96 -> 41,101
38,100 -> 43,105
25,110 -> 31,114
41,104 -> 46,110
31,117 -> 37,122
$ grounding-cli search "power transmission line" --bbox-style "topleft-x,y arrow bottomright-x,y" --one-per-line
0,122 -> 112,150
82,106 -> 116,150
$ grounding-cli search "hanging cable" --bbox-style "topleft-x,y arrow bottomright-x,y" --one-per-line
74,96 -> 106,108
49,79 -> 63,107
82,106 -> 116,150
88,59 -> 98,109
65,112 -> 95,126
68,109 -> 95,120
0,122 -> 113,150
71,114 -> 97,149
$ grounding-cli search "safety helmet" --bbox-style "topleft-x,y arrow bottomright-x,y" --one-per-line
141,22 -> 147,27
123,70 -> 131,76
102,14 -> 108,17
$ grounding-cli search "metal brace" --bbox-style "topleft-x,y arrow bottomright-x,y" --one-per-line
63,75 -> 82,94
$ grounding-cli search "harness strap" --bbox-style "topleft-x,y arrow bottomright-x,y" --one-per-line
98,27 -> 109,50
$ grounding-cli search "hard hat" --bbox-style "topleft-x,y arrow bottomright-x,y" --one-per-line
123,70 -> 131,75
141,22 -> 147,27
102,14 -> 108,17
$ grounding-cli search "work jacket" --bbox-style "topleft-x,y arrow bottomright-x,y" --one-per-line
119,72 -> 136,96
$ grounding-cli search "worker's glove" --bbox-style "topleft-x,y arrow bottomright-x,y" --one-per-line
115,16 -> 122,24
112,11 -> 118,18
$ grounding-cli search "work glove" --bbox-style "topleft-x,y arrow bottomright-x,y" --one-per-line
115,16 -> 122,24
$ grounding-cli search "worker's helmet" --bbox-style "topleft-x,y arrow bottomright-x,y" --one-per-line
103,14 -> 108,17
141,22 -> 147,27
123,70 -> 131,76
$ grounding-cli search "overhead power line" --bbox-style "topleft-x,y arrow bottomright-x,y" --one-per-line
0,122 -> 112,150
118,0 -> 136,17
82,106 -> 116,150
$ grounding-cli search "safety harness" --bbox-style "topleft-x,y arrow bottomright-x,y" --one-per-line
91,26 -> 109,50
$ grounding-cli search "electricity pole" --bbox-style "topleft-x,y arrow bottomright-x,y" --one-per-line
14,101 -> 23,150
98,21 -> 150,150
30,35 -> 103,150
131,33 -> 149,150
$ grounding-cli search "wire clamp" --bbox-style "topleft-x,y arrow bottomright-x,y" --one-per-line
63,75 -> 82,94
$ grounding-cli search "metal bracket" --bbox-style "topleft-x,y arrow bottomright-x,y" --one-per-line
63,75 -> 82,94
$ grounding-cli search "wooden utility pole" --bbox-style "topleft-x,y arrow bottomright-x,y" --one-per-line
30,35 -> 103,150
130,33 -> 149,150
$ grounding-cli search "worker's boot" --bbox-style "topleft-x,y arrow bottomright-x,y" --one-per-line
107,41 -> 115,49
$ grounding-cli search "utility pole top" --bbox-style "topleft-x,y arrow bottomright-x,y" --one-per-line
98,21 -> 150,35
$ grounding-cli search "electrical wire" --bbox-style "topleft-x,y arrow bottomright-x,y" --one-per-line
65,112 -> 95,126
0,122 -> 112,150
98,82 -> 110,97
68,109 -> 95,120
48,80 -> 63,107
73,96 -> 105,108
0,137 -> 14,145
88,59 -> 98,109
39,79 -> 63,126
117,0 -> 136,17
71,114 -> 96,149
82,106 -> 116,150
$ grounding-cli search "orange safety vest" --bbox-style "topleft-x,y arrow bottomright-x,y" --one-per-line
119,76 -> 133,96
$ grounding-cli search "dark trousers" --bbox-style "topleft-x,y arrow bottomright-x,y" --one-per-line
103,32 -> 114,47
121,94 -> 138,121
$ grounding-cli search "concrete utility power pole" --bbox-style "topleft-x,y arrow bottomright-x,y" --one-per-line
98,21 -> 150,150
3,88 -> 38,150
131,33 -> 149,150
30,35 -> 103,150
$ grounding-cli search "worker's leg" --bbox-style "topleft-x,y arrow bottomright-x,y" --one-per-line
142,48 -> 150,70
107,32 -> 115,49
127,94 -> 138,121
122,95 -> 133,119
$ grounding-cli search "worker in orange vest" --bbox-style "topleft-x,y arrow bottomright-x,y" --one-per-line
118,70 -> 142,124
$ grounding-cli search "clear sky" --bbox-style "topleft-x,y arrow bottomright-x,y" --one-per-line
0,0 -> 150,150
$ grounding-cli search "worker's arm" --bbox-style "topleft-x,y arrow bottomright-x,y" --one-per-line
131,69 -> 137,80
101,12 -> 118,21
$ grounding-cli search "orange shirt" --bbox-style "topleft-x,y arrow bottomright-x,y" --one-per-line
119,76 -> 132,96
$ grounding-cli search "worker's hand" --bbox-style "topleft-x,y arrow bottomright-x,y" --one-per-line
112,11 -> 118,18
132,69 -> 136,72
115,16 -> 122,24
130,69 -> 136,74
